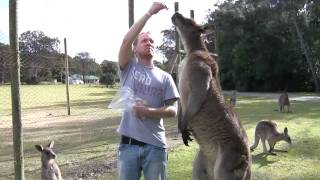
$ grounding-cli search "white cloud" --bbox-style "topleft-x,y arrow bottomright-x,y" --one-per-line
1,0 -> 220,63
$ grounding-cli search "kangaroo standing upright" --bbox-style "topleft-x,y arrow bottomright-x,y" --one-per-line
230,90 -> 237,107
278,92 -> 290,113
250,120 -> 291,155
35,141 -> 63,180
172,12 -> 251,180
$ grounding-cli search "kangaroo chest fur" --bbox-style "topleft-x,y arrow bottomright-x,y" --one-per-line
180,52 -> 249,154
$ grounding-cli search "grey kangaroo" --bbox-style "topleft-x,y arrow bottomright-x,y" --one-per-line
250,120 -> 291,155
172,12 -> 251,180
230,90 -> 237,107
35,141 -> 63,180
278,92 -> 290,113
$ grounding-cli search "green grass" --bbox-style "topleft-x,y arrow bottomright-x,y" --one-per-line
105,95 -> 320,179
163,97 -> 320,180
0,84 -> 122,179
0,85 -> 319,179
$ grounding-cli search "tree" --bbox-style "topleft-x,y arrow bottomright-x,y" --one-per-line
100,60 -> 118,87
206,0 -> 316,91
0,43 -> 11,84
19,30 -> 61,84
101,60 -> 118,75
74,52 -> 95,84
100,72 -> 116,87
157,28 -> 176,71
19,30 -> 60,55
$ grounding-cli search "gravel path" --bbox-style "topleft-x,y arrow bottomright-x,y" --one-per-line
224,91 -> 320,102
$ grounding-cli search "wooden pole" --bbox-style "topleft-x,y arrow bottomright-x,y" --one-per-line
128,0 -> 134,28
9,0 -> 25,179
190,10 -> 194,19
167,2 -> 180,74
174,2 -> 180,57
64,38 -> 71,115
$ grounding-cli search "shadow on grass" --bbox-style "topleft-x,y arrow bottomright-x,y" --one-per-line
252,153 -> 279,168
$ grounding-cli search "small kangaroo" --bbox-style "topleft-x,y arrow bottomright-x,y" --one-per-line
35,141 -> 63,180
172,12 -> 251,180
278,92 -> 290,113
230,90 -> 237,107
250,120 -> 291,155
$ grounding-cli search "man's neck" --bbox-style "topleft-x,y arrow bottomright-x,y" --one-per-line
137,57 -> 154,67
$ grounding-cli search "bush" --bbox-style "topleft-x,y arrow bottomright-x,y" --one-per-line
100,73 -> 116,88
25,76 -> 40,85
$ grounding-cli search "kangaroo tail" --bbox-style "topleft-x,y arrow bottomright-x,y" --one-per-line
250,130 -> 259,151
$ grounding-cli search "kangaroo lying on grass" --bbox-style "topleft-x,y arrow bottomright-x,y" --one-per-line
278,92 -> 290,113
172,12 -> 251,180
35,141 -> 63,180
250,120 -> 291,155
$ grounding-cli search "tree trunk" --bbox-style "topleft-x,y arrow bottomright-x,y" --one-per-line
293,18 -> 320,92
1,70 -> 4,84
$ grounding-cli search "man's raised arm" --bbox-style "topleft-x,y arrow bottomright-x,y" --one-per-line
118,2 -> 167,70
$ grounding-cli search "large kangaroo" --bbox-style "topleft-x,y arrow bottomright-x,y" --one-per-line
250,120 -> 291,155
172,12 -> 251,180
35,141 -> 63,180
278,92 -> 290,113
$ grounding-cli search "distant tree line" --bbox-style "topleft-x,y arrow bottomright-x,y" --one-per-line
159,0 -> 320,92
0,30 -> 119,87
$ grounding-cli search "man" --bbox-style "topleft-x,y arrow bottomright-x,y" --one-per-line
117,2 -> 179,180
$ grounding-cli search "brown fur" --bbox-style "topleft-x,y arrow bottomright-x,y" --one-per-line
172,12 -> 251,180
35,141 -> 63,180
250,120 -> 291,155
278,92 -> 290,113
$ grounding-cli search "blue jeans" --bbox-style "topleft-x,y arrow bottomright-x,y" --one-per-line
117,143 -> 167,180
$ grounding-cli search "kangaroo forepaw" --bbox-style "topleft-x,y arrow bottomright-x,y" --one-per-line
182,130 -> 193,146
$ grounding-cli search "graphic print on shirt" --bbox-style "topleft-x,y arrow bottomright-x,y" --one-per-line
131,67 -> 164,98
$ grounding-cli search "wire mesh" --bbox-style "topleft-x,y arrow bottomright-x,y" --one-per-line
0,30 -> 120,179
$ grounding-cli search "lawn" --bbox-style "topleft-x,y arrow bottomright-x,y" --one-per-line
0,85 -> 319,179
164,96 -> 320,180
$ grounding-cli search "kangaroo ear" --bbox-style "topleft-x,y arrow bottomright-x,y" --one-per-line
284,127 -> 288,135
199,24 -> 215,35
35,145 -> 43,152
48,141 -> 54,148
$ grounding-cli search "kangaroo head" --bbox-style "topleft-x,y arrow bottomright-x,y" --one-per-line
283,127 -> 292,144
171,12 -> 214,53
35,141 -> 57,164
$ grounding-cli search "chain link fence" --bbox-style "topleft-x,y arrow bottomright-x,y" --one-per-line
0,28 -> 122,179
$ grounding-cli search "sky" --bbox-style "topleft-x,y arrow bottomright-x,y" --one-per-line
0,0 -> 223,63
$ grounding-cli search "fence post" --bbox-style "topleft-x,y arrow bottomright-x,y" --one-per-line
128,0 -> 134,28
190,10 -> 194,19
9,0 -> 25,179
64,38 -> 71,115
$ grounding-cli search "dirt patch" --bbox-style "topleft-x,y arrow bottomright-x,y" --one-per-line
63,157 -> 117,180
62,125 -> 183,180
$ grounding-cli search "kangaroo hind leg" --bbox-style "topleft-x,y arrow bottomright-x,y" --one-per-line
193,150 -> 211,180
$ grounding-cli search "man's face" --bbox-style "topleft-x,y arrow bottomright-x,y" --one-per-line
134,32 -> 154,59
